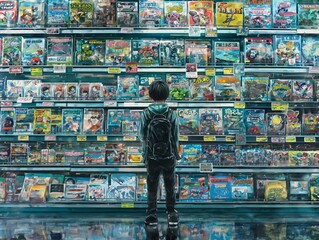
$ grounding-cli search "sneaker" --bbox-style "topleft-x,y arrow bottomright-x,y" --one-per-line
167,210 -> 179,226
145,213 -> 158,226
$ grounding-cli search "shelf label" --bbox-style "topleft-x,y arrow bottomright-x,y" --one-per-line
286,136 -> 296,143
123,136 -> 137,141
205,68 -> 215,76
236,27 -> 249,36
97,136 -> 108,141
256,137 -> 268,142
271,102 -> 288,111
104,101 -> 117,107
108,68 -> 121,74
77,136 -> 87,141
271,137 -> 285,143
45,136 -> 56,141
223,68 -> 233,75
9,67 -> 23,74
304,137 -> 316,143
121,27 -> 134,33
204,136 -> 216,141
17,97 -> 33,103
179,136 -> 188,141
42,102 -> 54,107
46,28 -> 60,34
186,63 -> 198,78
199,163 -> 213,173
53,65 -> 66,73
121,202 -> 134,208
205,26 -> 217,37
226,136 -> 235,142
189,26 -> 201,36
234,102 -> 245,109
31,67 -> 43,76
309,67 -> 319,74
0,101 -> 13,106
18,135 -> 29,141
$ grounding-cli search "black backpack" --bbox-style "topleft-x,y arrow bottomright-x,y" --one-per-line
146,109 -> 173,159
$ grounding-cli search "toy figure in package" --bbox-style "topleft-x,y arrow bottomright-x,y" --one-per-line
18,0 -> 45,28
131,39 -> 159,66
199,108 -> 223,135
160,39 -> 185,66
106,173 -> 136,201
23,80 -> 40,98
179,174 -> 209,202
76,39 -> 105,65
40,83 -> 53,100
214,41 -> 240,65
219,144 -> 236,166
94,0 -> 116,27
47,37 -> 73,66
273,0 -> 297,29
87,184 -> 107,201
298,4 -> 319,29
122,109 -> 141,135
0,108 -> 14,134
244,0 -> 271,29
310,174 -> 319,201
47,0 -> 68,26
105,143 -> 126,164
215,76 -> 240,101
117,0 -> 138,27
117,75 -> 139,100
265,179 -> 287,201
10,143 -> 28,164
178,108 -> 199,135
232,175 -> 254,200
85,145 -> 105,164
269,79 -> 293,101
244,109 -> 266,135
127,146 -> 143,165
266,113 -> 286,135
83,108 -> 104,134
216,2 -> 243,28
293,79 -> 313,101
89,83 -> 103,100
179,144 -> 202,165
139,0 -> 163,27
201,145 -> 219,165
188,1 -> 214,26
286,109 -> 301,135
6,80 -> 23,100
274,35 -> 302,66
53,83 -> 65,100
0,144 -> 10,164
2,36 -> 22,65
105,40 -> 131,66
167,74 -> 189,100
33,109 -> 51,134
66,83 -> 77,100
164,1 -> 187,27
0,76 -> 5,100
223,108 -> 244,135
62,109 -> 83,134
303,113 -> 319,135
15,108 -> 33,132
79,83 -> 90,100
107,109 -> 124,134
104,85 -> 117,100
244,38 -> 273,64
289,151 -> 309,167
242,77 -> 269,101
69,0 -> 93,27
190,75 -> 214,101
302,37 -> 319,66
22,38 -> 45,66
209,174 -> 232,200
0,0 -> 18,27
185,40 -> 211,66
139,75 -> 162,100
136,174 -> 147,201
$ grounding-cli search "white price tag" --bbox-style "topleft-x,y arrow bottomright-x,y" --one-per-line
17,97 -> 33,103
104,101 -> 117,107
53,65 -> 66,73
121,27 -> 134,33
199,163 -> 213,173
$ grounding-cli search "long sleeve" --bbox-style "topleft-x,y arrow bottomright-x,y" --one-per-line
171,110 -> 181,160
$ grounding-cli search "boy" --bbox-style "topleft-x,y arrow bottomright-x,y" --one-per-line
139,80 -> 180,226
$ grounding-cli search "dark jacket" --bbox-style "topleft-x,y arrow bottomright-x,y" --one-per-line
139,103 -> 180,160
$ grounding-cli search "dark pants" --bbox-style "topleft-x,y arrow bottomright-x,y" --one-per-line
146,156 -> 176,214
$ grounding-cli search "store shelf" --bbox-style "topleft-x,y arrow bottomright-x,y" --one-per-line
248,29 -> 297,35
0,166 -> 70,172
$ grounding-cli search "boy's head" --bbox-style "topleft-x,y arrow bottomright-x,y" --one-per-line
149,80 -> 169,101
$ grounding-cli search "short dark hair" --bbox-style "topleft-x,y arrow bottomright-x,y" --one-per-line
149,80 -> 169,101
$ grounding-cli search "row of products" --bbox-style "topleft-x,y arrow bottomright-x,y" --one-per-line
1,106 -> 319,136
1,220 -> 317,240
1,36 -> 319,66
3,77 -> 319,102
2,172 -> 319,203
0,0 -> 318,30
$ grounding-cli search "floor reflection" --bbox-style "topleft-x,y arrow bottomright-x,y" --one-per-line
1,213 -> 319,239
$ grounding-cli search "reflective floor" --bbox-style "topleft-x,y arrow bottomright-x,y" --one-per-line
1,211 -> 319,239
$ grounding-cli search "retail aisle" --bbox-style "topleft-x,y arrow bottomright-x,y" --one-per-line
2,211 -> 319,239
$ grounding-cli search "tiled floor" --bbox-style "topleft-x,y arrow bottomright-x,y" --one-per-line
2,211 -> 319,239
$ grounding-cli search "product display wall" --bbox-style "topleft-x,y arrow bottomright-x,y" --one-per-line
0,0 -> 318,208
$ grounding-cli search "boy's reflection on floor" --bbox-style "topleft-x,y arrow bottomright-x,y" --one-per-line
145,224 -> 178,240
